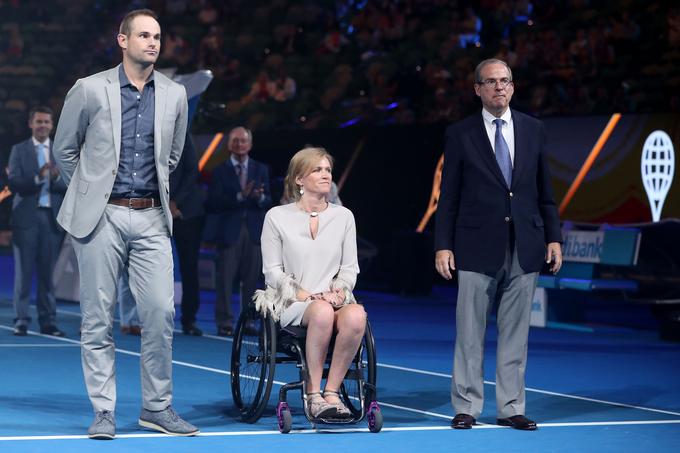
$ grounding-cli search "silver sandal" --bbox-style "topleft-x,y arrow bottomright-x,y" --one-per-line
323,389 -> 351,418
306,392 -> 337,418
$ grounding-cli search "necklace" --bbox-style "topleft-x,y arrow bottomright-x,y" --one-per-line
298,201 -> 327,217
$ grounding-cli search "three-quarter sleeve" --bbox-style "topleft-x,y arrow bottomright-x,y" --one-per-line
331,210 -> 360,304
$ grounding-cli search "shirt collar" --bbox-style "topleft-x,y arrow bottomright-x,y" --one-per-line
230,155 -> 249,168
32,137 -> 50,147
118,65 -> 155,88
482,107 -> 512,127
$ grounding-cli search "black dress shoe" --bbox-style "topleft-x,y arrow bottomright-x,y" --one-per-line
121,325 -> 142,336
13,325 -> 27,336
451,413 -> 475,429
217,325 -> 234,337
182,324 -> 203,336
40,325 -> 65,337
497,415 -> 537,430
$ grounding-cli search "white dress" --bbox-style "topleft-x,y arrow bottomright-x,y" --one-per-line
254,202 -> 360,326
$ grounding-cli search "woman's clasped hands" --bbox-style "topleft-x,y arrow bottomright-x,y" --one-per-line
308,288 -> 345,307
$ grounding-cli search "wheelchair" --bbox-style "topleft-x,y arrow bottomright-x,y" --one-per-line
230,305 -> 383,433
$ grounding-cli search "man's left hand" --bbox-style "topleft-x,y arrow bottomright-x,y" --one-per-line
169,200 -> 182,219
49,164 -> 60,180
546,242 -> 562,274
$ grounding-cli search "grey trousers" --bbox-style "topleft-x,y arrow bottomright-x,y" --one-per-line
12,208 -> 64,328
452,246 -> 538,419
215,222 -> 261,327
72,204 -> 175,413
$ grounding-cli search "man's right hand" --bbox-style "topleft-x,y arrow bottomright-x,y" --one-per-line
240,180 -> 255,198
435,249 -> 456,280
38,164 -> 50,179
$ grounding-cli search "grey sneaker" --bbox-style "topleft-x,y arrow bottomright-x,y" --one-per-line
138,406 -> 199,436
88,410 -> 115,440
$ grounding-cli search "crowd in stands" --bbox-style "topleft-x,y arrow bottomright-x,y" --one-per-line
1,0 -> 679,139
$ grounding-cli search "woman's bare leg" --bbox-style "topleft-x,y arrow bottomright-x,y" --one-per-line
325,304 -> 367,396
301,300 -> 335,393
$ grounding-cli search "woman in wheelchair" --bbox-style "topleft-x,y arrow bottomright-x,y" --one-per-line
254,147 -> 365,419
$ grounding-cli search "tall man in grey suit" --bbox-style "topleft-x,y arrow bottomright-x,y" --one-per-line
53,9 -> 198,440
8,106 -> 66,337
434,59 -> 563,431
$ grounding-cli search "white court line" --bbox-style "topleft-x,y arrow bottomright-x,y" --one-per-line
3,419 -> 680,441
376,362 -> 680,418
0,344 -> 80,348
0,324 -> 450,422
7,308 -> 680,419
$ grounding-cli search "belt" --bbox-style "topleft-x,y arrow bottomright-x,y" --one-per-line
108,197 -> 161,209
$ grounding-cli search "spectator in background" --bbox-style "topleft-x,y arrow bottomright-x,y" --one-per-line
4,23 -> 24,61
170,133 -> 205,336
197,0 -> 219,26
318,23 -> 349,55
160,27 -> 193,67
669,8 -> 680,46
205,127 -> 271,336
245,71 -> 274,104
271,67 -> 296,102
8,106 -> 66,337
198,26 -> 227,76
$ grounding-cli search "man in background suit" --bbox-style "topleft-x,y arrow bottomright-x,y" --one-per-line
434,59 -> 562,430
53,9 -> 198,439
206,126 -> 271,336
8,106 -> 66,337
170,133 -> 205,336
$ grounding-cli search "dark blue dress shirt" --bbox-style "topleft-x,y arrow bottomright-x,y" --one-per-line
111,65 -> 159,199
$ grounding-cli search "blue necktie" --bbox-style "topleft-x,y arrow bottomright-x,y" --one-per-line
493,118 -> 512,188
36,144 -> 50,207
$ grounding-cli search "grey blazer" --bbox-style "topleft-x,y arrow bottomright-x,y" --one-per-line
53,65 -> 188,238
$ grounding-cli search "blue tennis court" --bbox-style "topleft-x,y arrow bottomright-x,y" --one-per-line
1,254 -> 679,452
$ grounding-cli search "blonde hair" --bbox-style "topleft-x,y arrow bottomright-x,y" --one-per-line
283,147 -> 335,202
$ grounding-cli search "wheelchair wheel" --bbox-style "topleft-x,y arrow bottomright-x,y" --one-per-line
340,319 -> 377,418
367,402 -> 383,433
230,307 -> 277,423
277,402 -> 293,434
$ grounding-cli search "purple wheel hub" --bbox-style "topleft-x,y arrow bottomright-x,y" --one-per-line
367,401 -> 380,429
277,402 -> 290,429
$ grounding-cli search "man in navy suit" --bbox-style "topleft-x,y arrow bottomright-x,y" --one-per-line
434,59 -> 562,430
8,106 -> 67,336
170,133 -> 205,336
206,126 -> 271,335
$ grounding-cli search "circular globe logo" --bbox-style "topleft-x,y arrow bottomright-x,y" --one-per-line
641,130 -> 675,222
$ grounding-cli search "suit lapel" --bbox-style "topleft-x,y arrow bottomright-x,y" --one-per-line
470,115 -> 508,188
511,109 -> 528,188
105,67 -> 122,162
24,140 -> 39,174
154,73 -> 167,163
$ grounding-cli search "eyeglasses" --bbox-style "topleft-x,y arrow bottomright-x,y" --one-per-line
477,78 -> 512,89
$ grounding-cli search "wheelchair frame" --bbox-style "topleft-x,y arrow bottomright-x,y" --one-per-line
230,306 -> 382,433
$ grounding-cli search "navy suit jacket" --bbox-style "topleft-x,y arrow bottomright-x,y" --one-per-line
8,139 -> 66,229
204,157 -> 271,246
434,109 -> 562,274
170,134 -> 204,220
